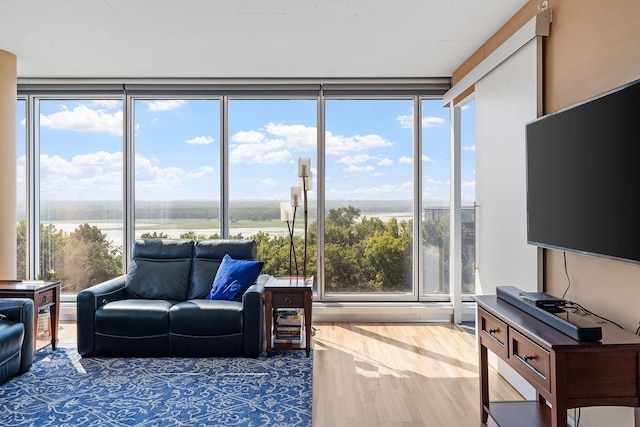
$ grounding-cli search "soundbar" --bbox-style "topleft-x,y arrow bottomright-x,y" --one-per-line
496,286 -> 602,342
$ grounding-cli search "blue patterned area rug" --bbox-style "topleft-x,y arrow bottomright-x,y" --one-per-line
0,348 -> 312,427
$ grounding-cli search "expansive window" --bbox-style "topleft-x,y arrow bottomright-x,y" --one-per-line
38,99 -> 124,294
16,82 -> 467,306
324,99 -> 414,296
133,99 -> 221,241
461,100 -> 476,294
228,99 -> 317,278
421,99 -> 451,295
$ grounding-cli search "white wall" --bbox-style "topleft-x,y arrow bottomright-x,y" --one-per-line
474,38 -> 541,399
474,38 -> 540,297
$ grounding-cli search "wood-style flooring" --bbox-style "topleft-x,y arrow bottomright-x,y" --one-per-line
311,323 -> 522,426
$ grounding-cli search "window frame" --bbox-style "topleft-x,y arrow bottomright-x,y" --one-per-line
17,80 -> 457,304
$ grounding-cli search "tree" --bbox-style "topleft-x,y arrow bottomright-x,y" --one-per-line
64,224 -> 123,292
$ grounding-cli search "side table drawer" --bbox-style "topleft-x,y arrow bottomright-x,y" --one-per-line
510,328 -> 551,392
272,292 -> 304,308
479,308 -> 509,358
34,289 -> 55,308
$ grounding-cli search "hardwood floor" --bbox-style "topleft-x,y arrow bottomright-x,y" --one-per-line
311,323 -> 522,427
57,321 -> 522,426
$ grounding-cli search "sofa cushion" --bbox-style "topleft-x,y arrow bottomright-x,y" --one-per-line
132,239 -> 194,259
126,259 -> 191,300
206,254 -> 263,302
170,300 -> 243,336
189,239 -> 258,299
96,299 -> 173,337
126,239 -> 195,300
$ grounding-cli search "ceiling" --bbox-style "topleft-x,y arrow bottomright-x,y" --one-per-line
1,0 -> 528,80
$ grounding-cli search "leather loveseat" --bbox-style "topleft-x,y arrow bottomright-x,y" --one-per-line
0,298 -> 34,385
77,239 -> 267,358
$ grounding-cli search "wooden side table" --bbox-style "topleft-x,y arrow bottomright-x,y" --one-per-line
264,276 -> 313,357
0,280 -> 61,353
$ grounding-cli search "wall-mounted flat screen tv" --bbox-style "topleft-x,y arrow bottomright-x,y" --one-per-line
526,79 -> 640,264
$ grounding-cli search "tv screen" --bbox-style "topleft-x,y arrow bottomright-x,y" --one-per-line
526,79 -> 640,264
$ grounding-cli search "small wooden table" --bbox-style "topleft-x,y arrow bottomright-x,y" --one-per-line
264,276 -> 313,357
0,280 -> 61,353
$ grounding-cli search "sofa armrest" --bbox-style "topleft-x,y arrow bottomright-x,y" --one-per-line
241,274 -> 268,357
0,298 -> 34,373
77,275 -> 128,356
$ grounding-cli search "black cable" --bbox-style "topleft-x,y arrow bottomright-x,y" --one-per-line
563,301 -> 624,330
562,251 -> 571,300
560,251 -> 624,330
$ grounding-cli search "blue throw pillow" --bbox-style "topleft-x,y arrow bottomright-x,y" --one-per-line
207,254 -> 264,302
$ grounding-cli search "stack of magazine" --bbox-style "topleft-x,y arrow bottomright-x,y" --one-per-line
274,309 -> 303,344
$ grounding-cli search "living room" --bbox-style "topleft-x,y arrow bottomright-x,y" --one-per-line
1,1 -> 640,426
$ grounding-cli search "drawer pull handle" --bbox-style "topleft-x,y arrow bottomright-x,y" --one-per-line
43,296 -> 49,304
522,354 -> 534,362
488,328 -> 498,334
284,297 -> 292,304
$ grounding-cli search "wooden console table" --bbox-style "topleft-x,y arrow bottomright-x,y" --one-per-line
474,295 -> 640,427
264,276 -> 312,357
0,280 -> 61,354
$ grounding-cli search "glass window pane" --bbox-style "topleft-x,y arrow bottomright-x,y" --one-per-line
16,100 -> 26,280
461,100 -> 476,294
39,99 -> 124,294
421,99 -> 450,295
324,99 -> 413,295
134,99 -> 221,240
228,99 -> 317,279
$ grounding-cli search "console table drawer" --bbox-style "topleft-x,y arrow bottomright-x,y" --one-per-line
510,328 -> 551,392
271,292 -> 304,307
479,308 -> 508,358
34,288 -> 55,308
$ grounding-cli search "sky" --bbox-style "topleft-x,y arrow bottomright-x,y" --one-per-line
16,97 -> 476,204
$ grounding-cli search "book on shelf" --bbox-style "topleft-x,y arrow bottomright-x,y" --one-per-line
274,336 -> 302,345
274,309 -> 302,326
273,308 -> 304,343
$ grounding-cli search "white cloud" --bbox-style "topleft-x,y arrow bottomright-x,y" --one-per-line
230,137 -> 291,164
378,158 -> 393,166
229,123 -> 315,164
146,100 -> 187,112
325,131 -> 393,155
264,122 -> 316,151
422,116 -> 445,128
399,156 -> 412,164
186,136 -> 214,145
91,100 -> 120,110
463,145 -> 476,151
396,114 -> 445,129
337,154 -> 375,164
261,178 -> 277,186
422,154 -> 433,162
39,151 -> 124,199
232,130 -> 265,144
344,164 -> 375,172
187,165 -> 214,178
134,153 -> 186,193
39,105 -> 122,135
397,114 -> 413,129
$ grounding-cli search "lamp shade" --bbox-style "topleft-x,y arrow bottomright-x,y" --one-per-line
300,170 -> 313,191
280,202 -> 293,221
298,157 -> 311,177
291,186 -> 302,207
